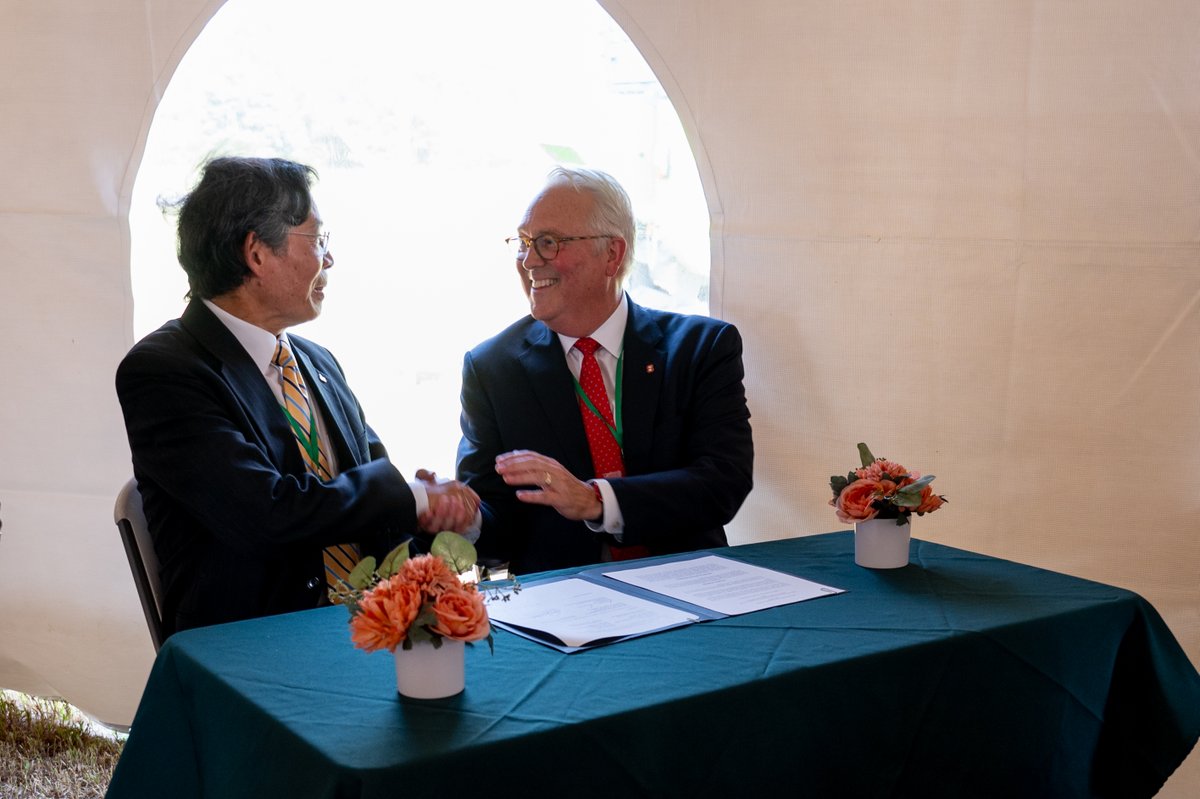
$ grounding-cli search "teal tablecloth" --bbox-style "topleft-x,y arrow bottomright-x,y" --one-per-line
106,532 -> 1200,798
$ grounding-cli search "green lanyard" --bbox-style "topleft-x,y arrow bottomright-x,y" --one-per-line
281,402 -> 322,465
573,351 -> 624,450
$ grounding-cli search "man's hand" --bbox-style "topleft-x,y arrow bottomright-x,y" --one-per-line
417,469 -> 480,533
495,450 -> 603,522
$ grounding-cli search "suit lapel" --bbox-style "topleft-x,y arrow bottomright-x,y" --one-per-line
519,322 -> 594,477
180,300 -> 300,473
620,301 -> 665,473
291,345 -> 360,468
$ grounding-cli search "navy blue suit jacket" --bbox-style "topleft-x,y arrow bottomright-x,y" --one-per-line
456,299 -> 753,574
116,300 -> 416,635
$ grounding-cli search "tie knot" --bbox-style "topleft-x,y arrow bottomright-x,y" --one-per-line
574,337 -> 601,357
273,339 -> 294,369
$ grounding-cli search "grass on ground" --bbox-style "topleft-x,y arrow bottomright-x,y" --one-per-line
0,690 -> 125,799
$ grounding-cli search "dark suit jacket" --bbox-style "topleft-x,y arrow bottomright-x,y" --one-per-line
116,300 -> 416,636
456,298 -> 753,574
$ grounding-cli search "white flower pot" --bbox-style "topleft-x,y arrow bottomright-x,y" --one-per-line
854,518 -> 911,569
394,639 -> 465,699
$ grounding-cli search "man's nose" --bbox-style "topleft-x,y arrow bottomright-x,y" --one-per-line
518,248 -> 542,270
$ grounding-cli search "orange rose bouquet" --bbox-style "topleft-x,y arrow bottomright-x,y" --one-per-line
339,532 -> 495,654
829,443 -> 947,526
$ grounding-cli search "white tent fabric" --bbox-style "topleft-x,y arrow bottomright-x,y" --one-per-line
1,1 -> 1196,793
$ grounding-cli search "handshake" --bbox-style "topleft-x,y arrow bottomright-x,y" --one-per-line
415,469 -> 479,534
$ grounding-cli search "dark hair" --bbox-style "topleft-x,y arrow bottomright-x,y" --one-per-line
168,157 -> 318,299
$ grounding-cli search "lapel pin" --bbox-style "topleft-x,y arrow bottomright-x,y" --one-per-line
318,373 -> 328,383
645,364 -> 655,374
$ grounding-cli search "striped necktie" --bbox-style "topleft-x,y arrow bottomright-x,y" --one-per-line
272,338 -> 360,590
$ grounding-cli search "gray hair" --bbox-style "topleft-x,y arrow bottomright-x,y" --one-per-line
545,166 -> 635,278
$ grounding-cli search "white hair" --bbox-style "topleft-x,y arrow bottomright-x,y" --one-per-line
545,166 -> 636,277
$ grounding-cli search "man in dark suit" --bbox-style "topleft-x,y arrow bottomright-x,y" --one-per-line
456,167 -> 753,574
117,156 -> 477,636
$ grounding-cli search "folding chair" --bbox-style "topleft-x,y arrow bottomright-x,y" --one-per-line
114,478 -> 166,651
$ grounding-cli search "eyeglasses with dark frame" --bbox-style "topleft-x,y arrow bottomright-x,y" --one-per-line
289,230 -> 331,255
505,234 -> 611,261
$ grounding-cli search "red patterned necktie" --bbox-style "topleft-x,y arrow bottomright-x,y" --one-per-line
272,339 -> 360,591
573,337 -> 649,561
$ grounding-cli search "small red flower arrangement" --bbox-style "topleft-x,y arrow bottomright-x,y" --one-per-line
338,532 -> 493,653
829,443 -> 947,526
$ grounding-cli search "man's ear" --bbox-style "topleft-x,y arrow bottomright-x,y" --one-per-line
605,237 -> 627,277
242,231 -> 268,277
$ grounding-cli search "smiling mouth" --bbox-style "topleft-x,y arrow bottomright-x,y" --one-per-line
530,278 -> 559,289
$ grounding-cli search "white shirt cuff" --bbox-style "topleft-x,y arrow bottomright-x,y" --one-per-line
407,480 -> 429,517
584,478 -> 625,539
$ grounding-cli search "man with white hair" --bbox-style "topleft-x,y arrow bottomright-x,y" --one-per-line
456,167 -> 753,573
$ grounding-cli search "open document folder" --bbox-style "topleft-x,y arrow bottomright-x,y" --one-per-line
484,552 -> 845,653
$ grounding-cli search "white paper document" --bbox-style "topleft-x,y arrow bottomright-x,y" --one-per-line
603,554 -> 844,615
485,577 -> 699,649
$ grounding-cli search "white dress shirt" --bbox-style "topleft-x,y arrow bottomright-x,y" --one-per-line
556,294 -> 629,537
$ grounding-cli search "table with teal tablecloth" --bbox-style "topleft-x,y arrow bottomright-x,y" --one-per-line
106,532 -> 1200,798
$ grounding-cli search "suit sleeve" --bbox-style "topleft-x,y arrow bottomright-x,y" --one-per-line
609,323 -> 754,549
455,351 -> 521,563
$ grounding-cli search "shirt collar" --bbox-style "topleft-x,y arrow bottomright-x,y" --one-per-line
202,298 -> 287,377
557,293 -> 629,358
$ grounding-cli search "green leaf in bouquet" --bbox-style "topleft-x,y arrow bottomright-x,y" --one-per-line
378,541 -> 411,579
431,530 -> 478,575
893,474 -> 935,507
405,605 -> 440,646
830,474 -> 850,497
346,556 -> 377,590
406,626 -> 433,646
907,474 -> 935,490
857,442 -> 876,468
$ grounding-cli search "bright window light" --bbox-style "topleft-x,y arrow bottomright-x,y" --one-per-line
130,0 -> 709,475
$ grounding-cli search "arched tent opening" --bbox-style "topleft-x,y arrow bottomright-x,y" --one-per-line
131,0 -> 712,476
